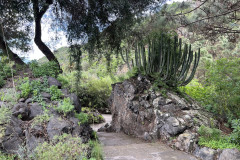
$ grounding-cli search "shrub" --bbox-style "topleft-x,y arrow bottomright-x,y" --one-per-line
18,78 -> 32,98
34,134 -> 89,160
75,112 -> 89,125
230,119 -> 240,144
49,85 -> 62,101
78,76 -> 112,111
198,125 -> 240,150
179,79 -> 216,113
205,58 -> 240,120
0,106 -> 12,139
30,61 -> 60,78
0,151 -> 15,160
88,140 -> 103,160
56,98 -> 74,116
0,76 -> 5,88
0,88 -> 19,104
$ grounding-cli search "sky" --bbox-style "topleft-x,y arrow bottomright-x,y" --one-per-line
26,0 -> 185,61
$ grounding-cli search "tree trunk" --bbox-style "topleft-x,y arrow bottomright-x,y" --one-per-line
32,0 -> 62,72
0,34 -> 25,65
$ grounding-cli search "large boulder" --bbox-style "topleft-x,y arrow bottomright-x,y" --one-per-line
48,77 -> 62,88
109,76 -> 214,141
219,149 -> 240,160
47,117 -> 72,140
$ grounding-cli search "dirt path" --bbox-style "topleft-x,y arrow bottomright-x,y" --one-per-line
91,114 -> 198,160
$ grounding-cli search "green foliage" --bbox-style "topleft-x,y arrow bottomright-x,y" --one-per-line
0,106 -> 11,139
0,76 -> 5,88
49,85 -> 62,101
198,125 -> 240,150
34,134 -> 89,160
230,119 -> 240,145
30,61 -> 60,78
31,112 -> 51,128
179,79 -> 215,107
57,74 -> 69,88
0,88 -> 19,104
205,58 -> 240,120
75,112 -> 89,125
88,140 -> 103,160
56,98 -> 74,116
198,125 -> 221,141
17,77 -> 32,98
79,76 -> 112,110
0,151 -> 15,160
81,107 -> 105,124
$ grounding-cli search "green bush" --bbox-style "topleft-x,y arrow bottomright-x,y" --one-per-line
75,112 -> 89,125
56,98 -> 74,116
198,125 -> 240,150
230,119 -> 240,144
205,58 -> 240,120
0,151 -> 15,160
49,85 -> 62,101
34,134 -> 89,160
30,61 -> 60,78
18,78 -> 32,98
0,76 -> 5,88
179,79 -> 216,112
88,140 -> 103,160
0,106 -> 12,139
79,76 -> 112,111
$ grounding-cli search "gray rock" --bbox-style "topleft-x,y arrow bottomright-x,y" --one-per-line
29,103 -> 44,119
174,132 -> 198,153
12,102 -> 30,120
18,98 -> 25,102
25,98 -> 33,104
219,149 -> 240,160
68,93 -> 81,113
2,117 -> 23,154
48,77 -> 62,88
194,147 -> 217,160
47,117 -> 72,140
41,92 -> 51,99
2,136 -> 23,154
25,131 -> 44,153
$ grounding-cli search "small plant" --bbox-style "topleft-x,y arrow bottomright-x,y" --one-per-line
0,151 -> 15,160
0,106 -> 12,139
56,98 -> 74,116
34,134 -> 89,160
18,78 -> 32,98
31,112 -> 51,128
49,85 -> 62,101
75,112 -> 89,124
88,140 -> 103,160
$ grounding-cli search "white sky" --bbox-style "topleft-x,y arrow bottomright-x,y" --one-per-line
25,0 -> 185,61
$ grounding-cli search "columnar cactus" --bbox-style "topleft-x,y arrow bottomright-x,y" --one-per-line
119,34 -> 200,86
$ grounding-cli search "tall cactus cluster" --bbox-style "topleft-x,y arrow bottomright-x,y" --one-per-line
122,34 -> 200,86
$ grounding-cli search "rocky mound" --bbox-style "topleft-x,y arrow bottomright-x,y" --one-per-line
107,75 -> 240,160
0,77 -> 94,155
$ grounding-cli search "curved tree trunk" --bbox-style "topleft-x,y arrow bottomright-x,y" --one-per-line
32,0 -> 61,71
0,34 -> 25,65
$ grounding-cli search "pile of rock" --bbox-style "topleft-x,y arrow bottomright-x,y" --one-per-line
107,75 -> 240,160
0,77 -> 93,155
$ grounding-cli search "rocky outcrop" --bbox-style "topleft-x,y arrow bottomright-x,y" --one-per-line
108,75 -> 240,160
0,77 -> 92,155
